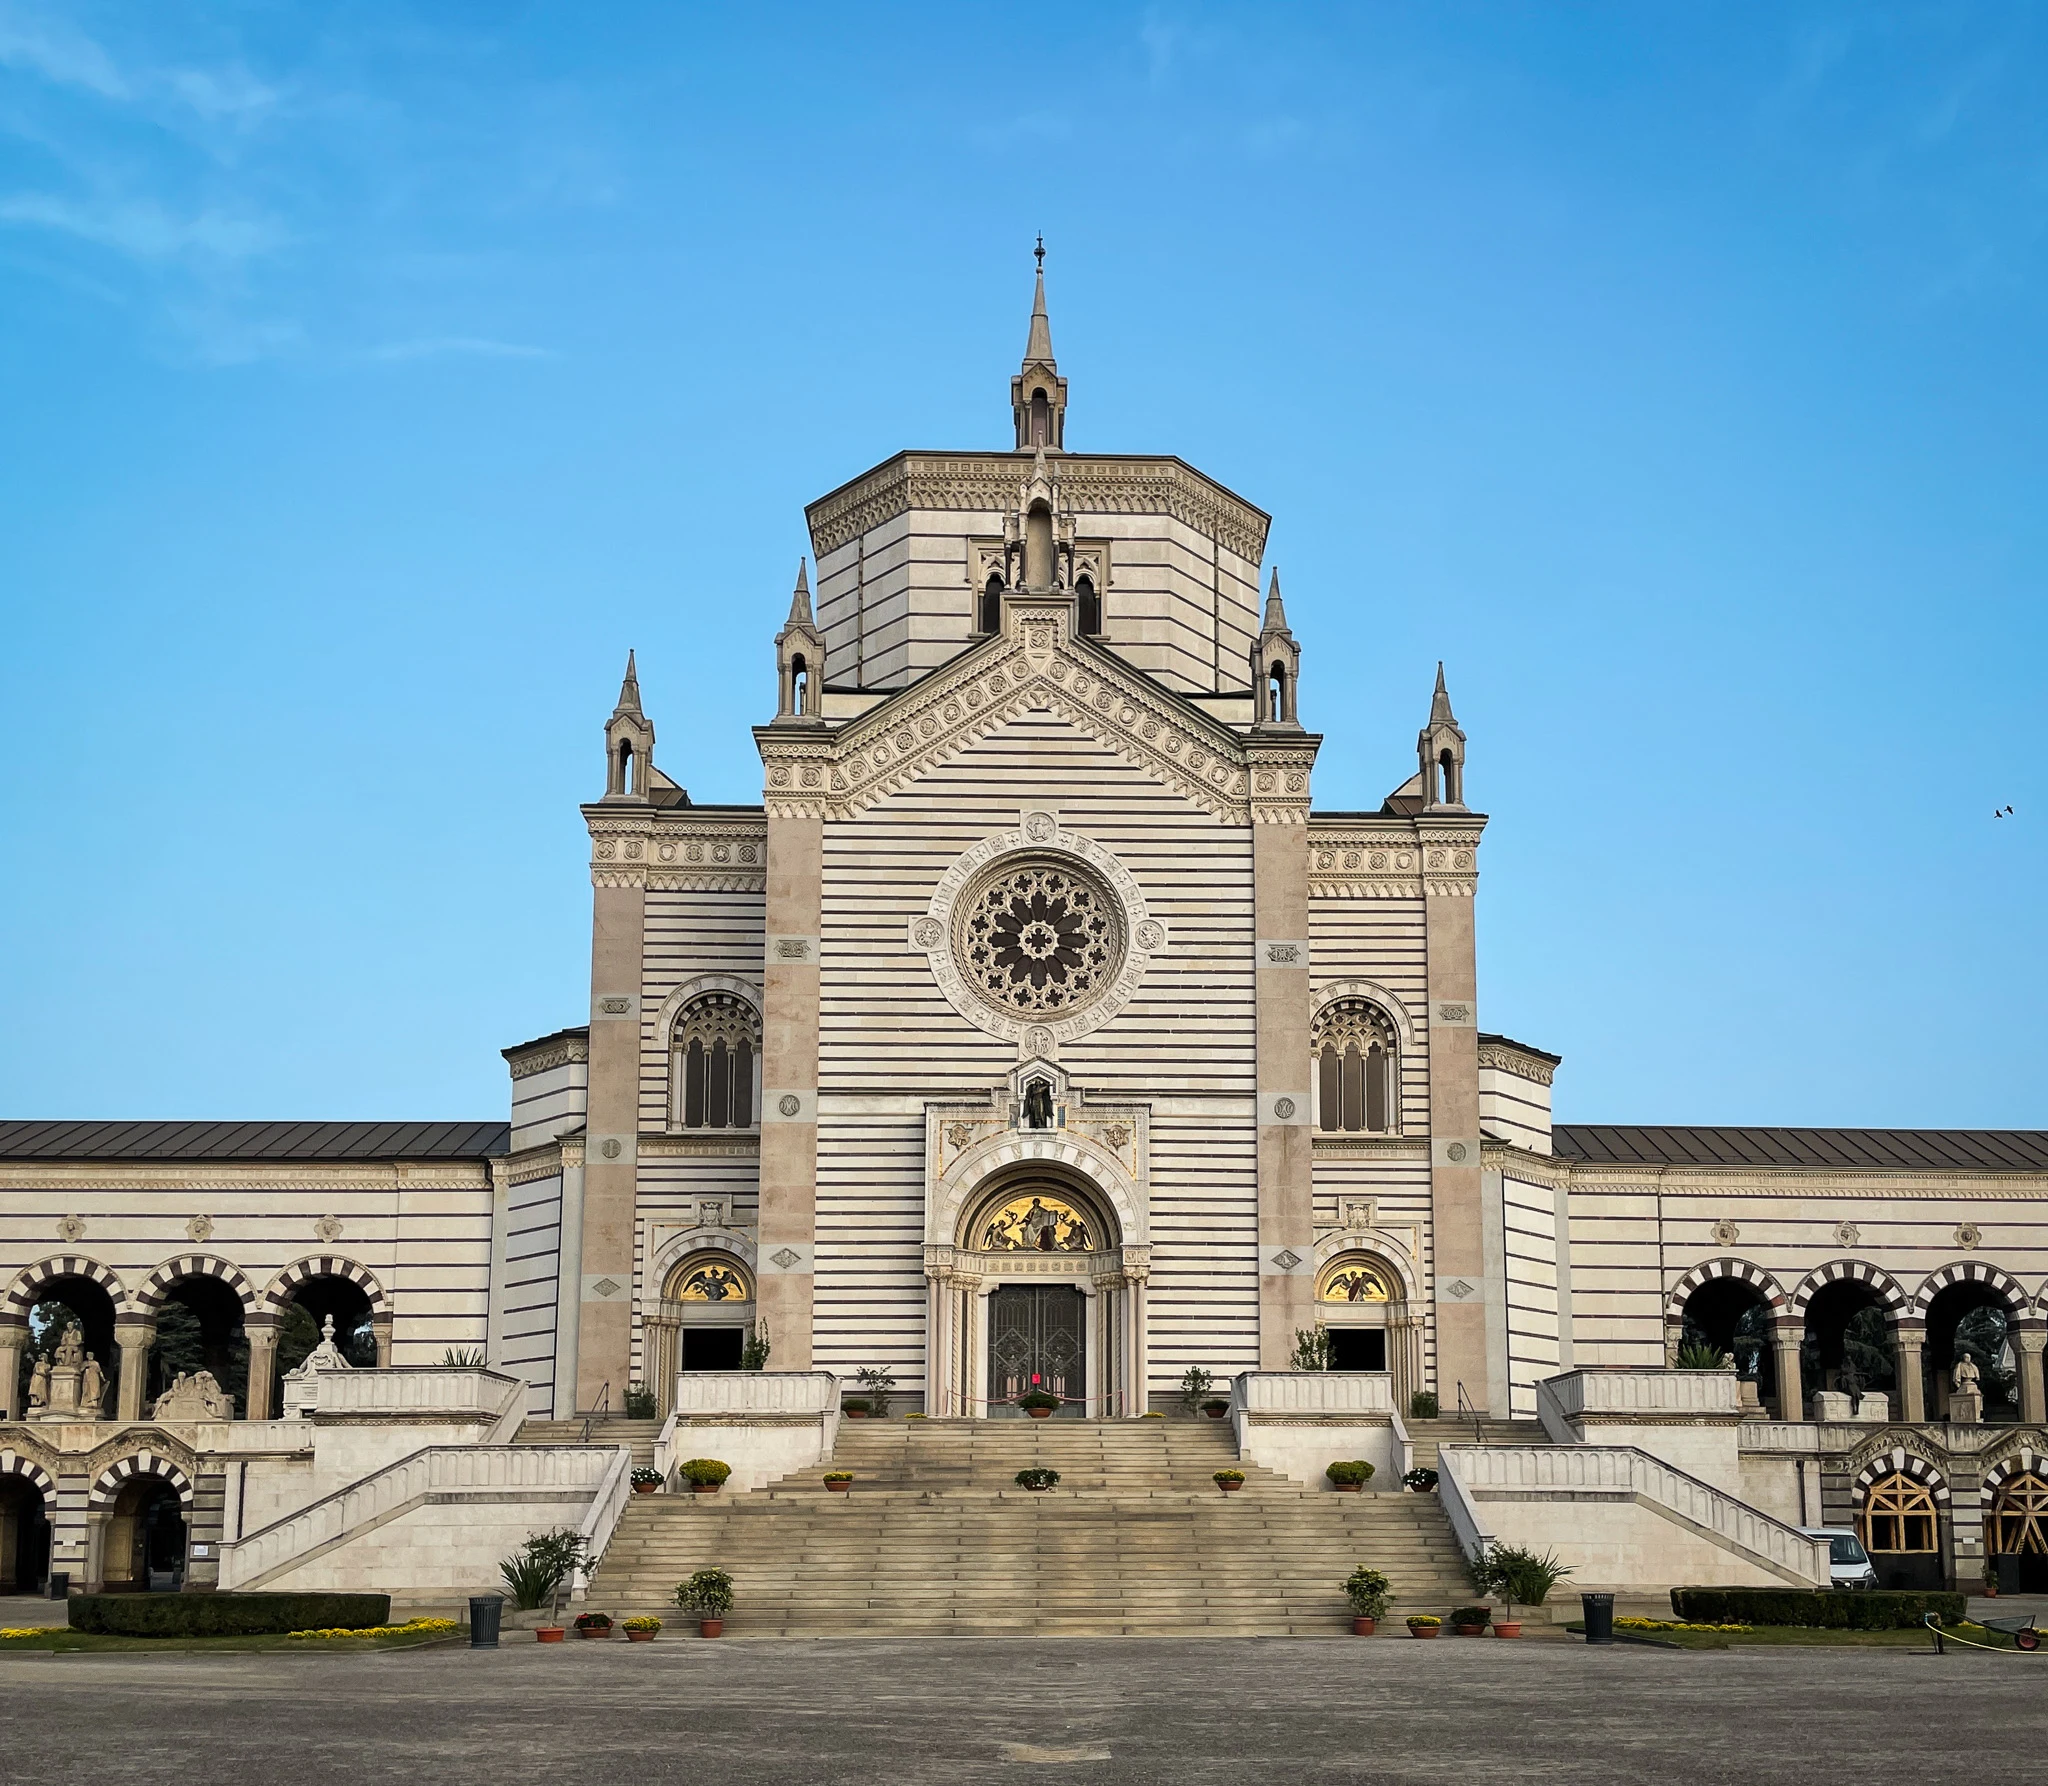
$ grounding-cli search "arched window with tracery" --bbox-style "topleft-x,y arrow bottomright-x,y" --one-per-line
1313,999 -> 1399,1134
670,993 -> 760,1131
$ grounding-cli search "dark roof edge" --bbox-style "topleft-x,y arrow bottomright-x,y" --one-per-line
1478,1031 -> 1563,1065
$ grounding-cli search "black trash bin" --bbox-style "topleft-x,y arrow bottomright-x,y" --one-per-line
47,1572 -> 69,1602
468,1595 -> 503,1649
1580,1592 -> 1615,1644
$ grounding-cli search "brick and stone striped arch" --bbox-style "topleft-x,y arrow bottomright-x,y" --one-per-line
1852,1448 -> 1950,1507
1983,1449 -> 2048,1496
135,1254 -> 257,1313
88,1453 -> 194,1509
0,1450 -> 56,1506
1788,1259 -> 1908,1318
1908,1260 -> 2030,1321
261,1257 -> 388,1319
1664,1258 -> 1788,1324
2,1256 -> 126,1317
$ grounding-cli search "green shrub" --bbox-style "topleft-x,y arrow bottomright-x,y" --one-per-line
623,1383 -> 658,1418
1015,1467 -> 1060,1490
1669,1587 -> 1966,1630
1409,1391 -> 1440,1420
676,1568 -> 734,1617
630,1467 -> 662,1487
1290,1327 -> 1331,1372
1673,1341 -> 1729,1371
1017,1389 -> 1061,1411
1479,1542 -> 1571,1612
679,1457 -> 731,1486
499,1528 -> 588,1611
1326,1460 -> 1376,1487
1402,1466 -> 1438,1491
841,1397 -> 872,1414
1342,1566 -> 1393,1618
69,1592 -> 391,1638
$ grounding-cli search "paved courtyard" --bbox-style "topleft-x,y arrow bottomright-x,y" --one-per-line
2,1635 -> 2043,1784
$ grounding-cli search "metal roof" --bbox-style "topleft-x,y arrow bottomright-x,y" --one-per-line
1553,1125 -> 2048,1174
0,1120 -> 510,1163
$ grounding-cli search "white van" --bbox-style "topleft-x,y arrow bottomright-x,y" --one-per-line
1800,1526 -> 1879,1589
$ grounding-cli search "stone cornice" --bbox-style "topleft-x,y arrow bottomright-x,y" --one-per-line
506,1037 -> 589,1081
639,1134 -> 762,1159
0,1162 -> 493,1193
805,451 -> 1271,564
1477,1042 -> 1556,1087
585,808 -> 767,883
1492,1146 -> 2048,1198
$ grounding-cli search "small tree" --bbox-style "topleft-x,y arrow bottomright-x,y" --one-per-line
500,1528 -> 589,1620
676,1568 -> 734,1618
854,1365 -> 895,1418
1475,1542 -> 1571,1622
1291,1327 -> 1332,1372
1178,1365 -> 1214,1416
741,1320 -> 771,1371
1342,1566 -> 1393,1620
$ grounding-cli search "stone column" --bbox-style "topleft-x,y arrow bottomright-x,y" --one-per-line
0,1320 -> 24,1421
1125,1258 -> 1150,1416
577,822 -> 650,1410
757,785 -> 823,1373
114,1319 -> 154,1423
1894,1324 -> 1927,1424
923,1254 -> 950,1418
2015,1326 -> 2047,1426
242,1316 -> 278,1421
1771,1321 -> 1806,1420
1422,819 -> 1490,1410
1248,740 -> 1318,1372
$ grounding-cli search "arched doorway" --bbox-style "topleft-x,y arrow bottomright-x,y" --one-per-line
1680,1278 -> 1777,1406
270,1269 -> 380,1408
0,1468 -> 52,1594
101,1475 -> 187,1593
964,1178 -> 1116,1419
1922,1281 -> 2020,1421
1859,1467 -> 1947,1591
644,1254 -> 758,1407
146,1274 -> 250,1418
1313,1251 -> 1420,1400
1802,1279 -> 1898,1407
17,1273 -> 118,1419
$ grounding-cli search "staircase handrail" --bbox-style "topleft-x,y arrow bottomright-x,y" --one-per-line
217,1443 -> 622,1590
1455,1380 -> 1483,1447
1439,1442 -> 1830,1586
580,1381 -> 610,1443
652,1406 -> 682,1487
1432,1442 -> 1497,1564
568,1443 -> 635,1602
484,1369 -> 531,1445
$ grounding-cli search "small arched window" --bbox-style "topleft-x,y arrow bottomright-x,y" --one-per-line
1030,387 -> 1050,447
1076,575 -> 1100,637
790,653 -> 808,715
671,993 -> 761,1131
616,739 -> 636,795
980,573 -> 1003,635
1313,999 -> 1398,1134
1269,661 -> 1288,724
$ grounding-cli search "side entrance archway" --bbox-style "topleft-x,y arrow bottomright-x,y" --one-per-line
0,1459 -> 53,1594
1856,1455 -> 1949,1591
88,1456 -> 193,1594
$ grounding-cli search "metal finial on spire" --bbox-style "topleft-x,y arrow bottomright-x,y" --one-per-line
1035,232 -> 1044,272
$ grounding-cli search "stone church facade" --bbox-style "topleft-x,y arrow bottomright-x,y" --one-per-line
4,261 -> 2047,1595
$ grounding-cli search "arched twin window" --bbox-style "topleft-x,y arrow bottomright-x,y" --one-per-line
1313,999 -> 1398,1134
671,993 -> 760,1130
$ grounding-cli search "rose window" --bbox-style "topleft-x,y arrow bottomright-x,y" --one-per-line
957,860 -> 1123,1016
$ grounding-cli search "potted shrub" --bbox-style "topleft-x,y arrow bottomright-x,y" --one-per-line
1342,1566 -> 1393,1636
1326,1460 -> 1376,1494
1179,1365 -> 1215,1416
680,1458 -> 732,1495
1402,1467 -> 1438,1494
854,1365 -> 896,1418
573,1611 -> 614,1640
1409,1391 -> 1440,1420
1405,1615 -> 1441,1640
1201,1398 -> 1229,1419
1450,1604 -> 1491,1637
630,1467 -> 663,1496
623,1383 -> 658,1418
1018,1389 -> 1061,1419
1015,1467 -> 1060,1493
823,1471 -> 854,1493
1479,1542 -> 1570,1640
499,1528 -> 588,1642
622,1615 -> 662,1643
1214,1469 -> 1245,1494
842,1397 -> 872,1419
676,1567 -> 734,1638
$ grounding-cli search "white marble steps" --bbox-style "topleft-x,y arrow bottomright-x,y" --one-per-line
516,1417 -> 664,1472
1403,1416 -> 1550,1474
584,1418 -> 1473,1635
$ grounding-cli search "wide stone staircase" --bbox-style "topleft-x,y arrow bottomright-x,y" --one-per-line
1404,1415 -> 1549,1476
516,1416 -> 664,1473
583,1418 -> 1474,1636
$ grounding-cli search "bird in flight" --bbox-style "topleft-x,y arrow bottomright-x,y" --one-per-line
1993,805 -> 2014,817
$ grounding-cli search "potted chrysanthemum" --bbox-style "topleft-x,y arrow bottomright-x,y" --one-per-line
1214,1469 -> 1245,1494
1405,1614 -> 1441,1640
631,1467 -> 662,1496
1018,1390 -> 1061,1418
623,1615 -> 662,1643
679,1458 -> 731,1495
573,1610 -> 614,1640
1326,1460 -> 1375,1493
824,1471 -> 853,1493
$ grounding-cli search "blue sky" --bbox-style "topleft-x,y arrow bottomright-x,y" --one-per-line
1,3 -> 2042,1127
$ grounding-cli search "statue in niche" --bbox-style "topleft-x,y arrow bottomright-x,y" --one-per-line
80,1353 -> 108,1416
27,1357 -> 50,1410
1022,1081 -> 1054,1130
1837,1354 -> 1864,1400
55,1326 -> 83,1369
1021,1199 -> 1059,1251
1952,1353 -> 1981,1397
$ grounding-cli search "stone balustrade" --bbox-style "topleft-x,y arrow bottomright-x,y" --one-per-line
1543,1367 -> 1740,1423
672,1370 -> 840,1416
311,1365 -> 526,1425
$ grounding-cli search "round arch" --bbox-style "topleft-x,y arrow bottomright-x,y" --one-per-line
88,1452 -> 194,1511
961,1175 -> 1118,1256
650,1228 -> 758,1289
1311,1230 -> 1422,1305
653,974 -> 762,1047
0,1449 -> 56,1507
930,1127 -> 1145,1251
1309,980 -> 1417,1052
3,1255 -> 126,1319
261,1256 -> 388,1320
1984,1448 -> 2048,1496
135,1254 -> 257,1314
1664,1258 -> 1789,1325
1789,1259 -> 1909,1318
661,1252 -> 755,1305
1911,1260 -> 2030,1322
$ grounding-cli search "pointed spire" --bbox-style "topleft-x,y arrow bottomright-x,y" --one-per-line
786,557 -> 813,626
1262,568 -> 1288,632
1429,661 -> 1457,727
1024,234 -> 1055,366
613,649 -> 642,715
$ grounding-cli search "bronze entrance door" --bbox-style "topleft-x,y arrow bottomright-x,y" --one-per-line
989,1284 -> 1085,1417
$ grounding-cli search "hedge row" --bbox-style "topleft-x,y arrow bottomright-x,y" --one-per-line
69,1592 -> 392,1637
1670,1588 -> 1966,1629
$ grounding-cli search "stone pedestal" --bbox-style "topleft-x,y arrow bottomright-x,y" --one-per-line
1811,1389 -> 1854,1422
37,1363 -> 84,1420
1853,1392 -> 1890,1423
1948,1391 -> 1983,1426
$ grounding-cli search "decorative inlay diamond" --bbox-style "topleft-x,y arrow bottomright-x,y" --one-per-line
771,1247 -> 801,1269
1272,1248 -> 1303,1271
591,1277 -> 622,1298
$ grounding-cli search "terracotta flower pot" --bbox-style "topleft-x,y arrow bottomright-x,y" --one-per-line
1455,1625 -> 1486,1637
632,1482 -> 657,1495
1351,1616 -> 1377,1636
826,1480 -> 851,1493
845,1410 -> 868,1419
1407,1625 -> 1439,1639
627,1629 -> 657,1642
1024,1482 -> 1051,1492
536,1627 -> 565,1643
1494,1621 -> 1522,1639
693,1482 -> 721,1495
1026,1406 -> 1054,1419
576,1625 -> 611,1639
698,1618 -> 724,1638
1217,1480 -> 1242,1493
1334,1483 -> 1362,1493
1204,1407 -> 1226,1418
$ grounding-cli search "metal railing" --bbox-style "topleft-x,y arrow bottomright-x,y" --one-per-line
580,1381 -> 610,1443
1456,1380 -> 1483,1447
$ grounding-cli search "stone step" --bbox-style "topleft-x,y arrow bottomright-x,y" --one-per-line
516,1416 -> 664,1472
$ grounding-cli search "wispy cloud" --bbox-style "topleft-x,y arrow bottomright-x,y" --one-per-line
0,6 -> 127,99
365,336 -> 554,363
0,191 -> 283,260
